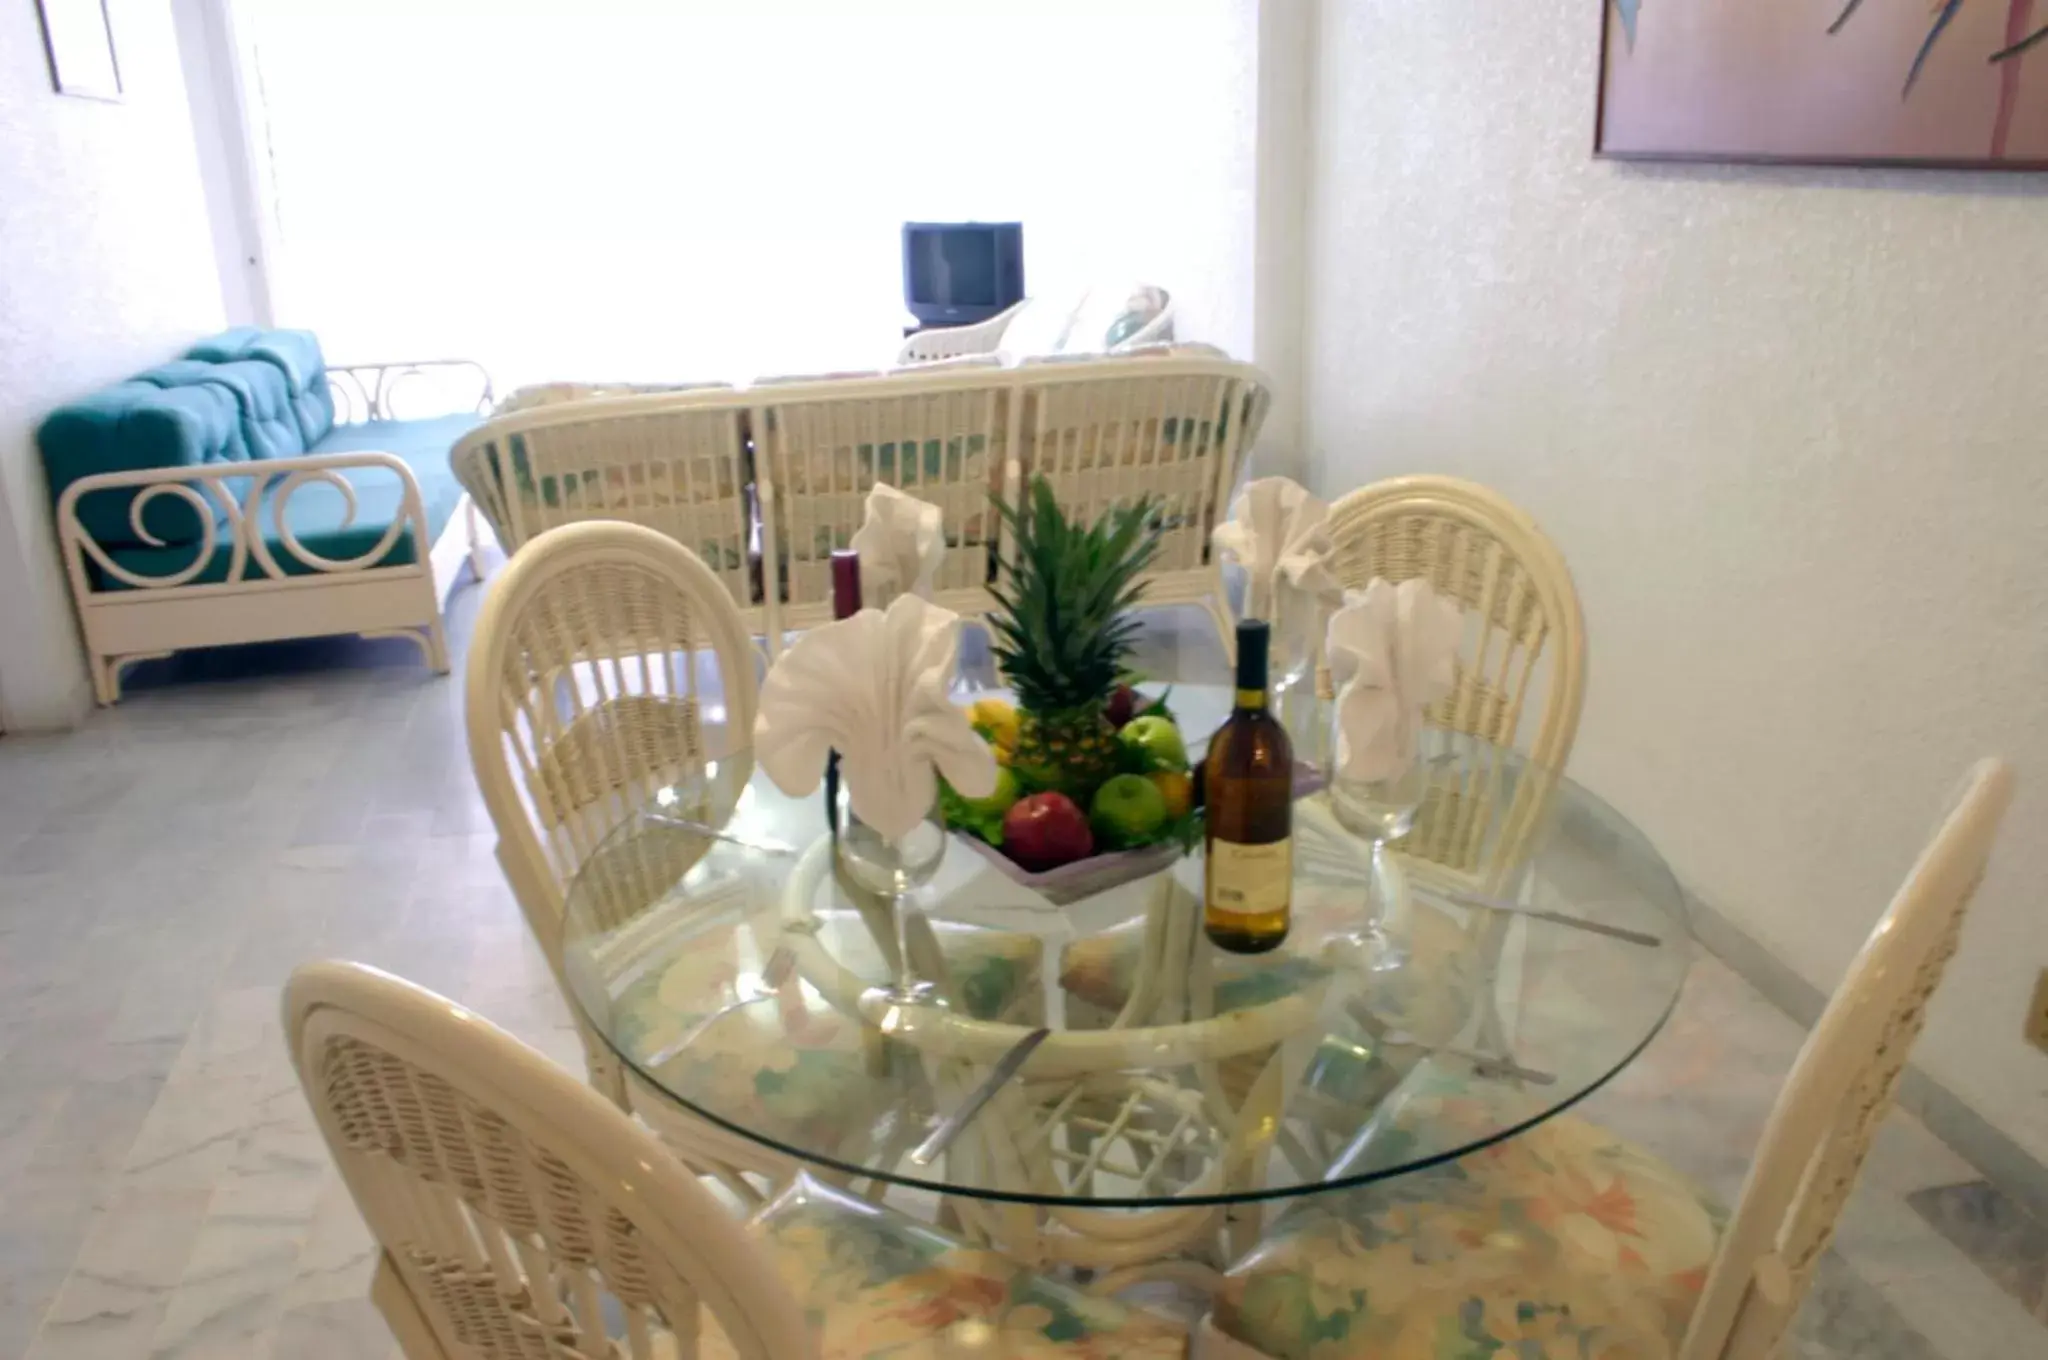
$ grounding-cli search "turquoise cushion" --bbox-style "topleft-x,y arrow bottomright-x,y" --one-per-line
134,359 -> 246,416
147,358 -> 305,459
310,413 -> 475,529
185,328 -> 334,447
39,382 -> 241,547
93,414 -> 479,589
221,359 -> 306,459
184,326 -> 265,363
251,330 -> 333,446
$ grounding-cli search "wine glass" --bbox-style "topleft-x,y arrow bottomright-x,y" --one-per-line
1326,741 -> 1429,974
836,789 -> 948,1032
1267,590 -> 1332,779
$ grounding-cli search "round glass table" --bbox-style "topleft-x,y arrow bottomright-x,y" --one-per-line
558,683 -> 1692,1239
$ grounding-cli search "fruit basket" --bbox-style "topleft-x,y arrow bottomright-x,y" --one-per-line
940,688 -> 1202,905
935,479 -> 1203,904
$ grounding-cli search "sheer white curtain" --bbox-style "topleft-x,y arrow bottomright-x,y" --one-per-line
234,0 -> 1255,389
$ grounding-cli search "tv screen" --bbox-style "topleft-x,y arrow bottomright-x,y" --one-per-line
902,222 -> 1023,327
908,229 -> 998,308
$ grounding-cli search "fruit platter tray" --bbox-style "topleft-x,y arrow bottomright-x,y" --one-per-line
933,476 -> 1319,908
950,833 -> 1184,908
940,687 -> 1328,908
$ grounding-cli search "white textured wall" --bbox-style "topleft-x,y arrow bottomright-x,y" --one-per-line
1306,0 -> 2048,1162
0,0 -> 223,729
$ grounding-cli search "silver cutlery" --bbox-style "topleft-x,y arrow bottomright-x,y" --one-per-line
644,812 -> 798,857
643,945 -> 797,1066
1376,1030 -> 1557,1086
909,1027 -> 1052,1166
1434,888 -> 1662,948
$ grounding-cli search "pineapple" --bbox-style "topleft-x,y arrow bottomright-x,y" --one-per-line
987,477 -> 1161,797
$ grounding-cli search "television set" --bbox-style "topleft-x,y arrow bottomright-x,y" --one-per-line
902,221 -> 1024,328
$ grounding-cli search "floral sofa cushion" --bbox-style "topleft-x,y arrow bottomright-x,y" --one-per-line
1215,1091 -> 1722,1360
723,1175 -> 1186,1360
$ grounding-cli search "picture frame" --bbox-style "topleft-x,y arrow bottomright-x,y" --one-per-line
1595,0 -> 2048,171
36,0 -> 122,102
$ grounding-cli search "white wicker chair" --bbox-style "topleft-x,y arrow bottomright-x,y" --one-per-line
287,960 -> 1192,1360
463,520 -> 783,1190
450,388 -> 759,631
1013,351 -> 1268,659
454,355 -> 1269,660
895,287 -> 1177,367
897,301 -> 1029,365
1323,476 -> 1586,878
1205,759 -> 2016,1360
750,366 -> 1011,640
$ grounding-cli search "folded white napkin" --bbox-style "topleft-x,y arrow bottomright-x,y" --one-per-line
1326,578 -> 1464,783
754,594 -> 996,841
848,483 -> 944,606
1212,477 -> 1341,678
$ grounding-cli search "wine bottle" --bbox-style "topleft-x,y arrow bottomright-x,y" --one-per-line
824,550 -> 862,841
1204,619 -> 1294,954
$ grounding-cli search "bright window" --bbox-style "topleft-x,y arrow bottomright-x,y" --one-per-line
234,0 -> 1255,387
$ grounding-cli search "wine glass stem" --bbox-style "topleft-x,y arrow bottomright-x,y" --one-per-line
1369,837 -> 1386,926
892,888 -> 916,995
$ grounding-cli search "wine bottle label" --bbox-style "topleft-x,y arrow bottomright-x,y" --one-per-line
1207,837 -> 1293,919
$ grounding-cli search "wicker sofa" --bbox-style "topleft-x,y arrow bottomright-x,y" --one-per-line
451,347 -> 1270,655
42,327 -> 492,703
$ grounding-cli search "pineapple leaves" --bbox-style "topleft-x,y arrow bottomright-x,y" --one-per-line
986,476 -> 1165,713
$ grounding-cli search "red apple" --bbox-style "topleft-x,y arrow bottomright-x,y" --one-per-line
1002,792 -> 1095,871
1105,683 -> 1142,730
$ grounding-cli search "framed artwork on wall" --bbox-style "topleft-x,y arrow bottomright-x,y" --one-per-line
1597,1 -> 2048,168
36,0 -> 122,102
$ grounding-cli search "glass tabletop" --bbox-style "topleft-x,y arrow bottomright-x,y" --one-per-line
557,681 -> 1693,1210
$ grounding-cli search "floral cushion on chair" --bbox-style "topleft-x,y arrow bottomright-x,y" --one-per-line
729,1175 -> 1187,1360
1215,1093 -> 1722,1360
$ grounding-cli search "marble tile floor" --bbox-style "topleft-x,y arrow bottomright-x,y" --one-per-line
1,578 -> 2045,1359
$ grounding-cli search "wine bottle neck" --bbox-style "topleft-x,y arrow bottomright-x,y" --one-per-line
829,550 -> 862,620
1235,688 -> 1266,711
1234,620 -> 1271,694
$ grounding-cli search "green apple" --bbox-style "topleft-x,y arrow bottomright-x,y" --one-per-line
1089,773 -> 1169,847
958,767 -> 1022,821
1118,715 -> 1188,772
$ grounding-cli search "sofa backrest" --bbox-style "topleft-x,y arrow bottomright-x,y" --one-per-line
452,351 -> 1272,623
748,365 -> 1010,616
185,327 -> 334,447
1013,347 -> 1264,577
450,387 -> 755,609
40,328 -> 342,544
140,358 -> 307,460
39,381 -> 244,547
